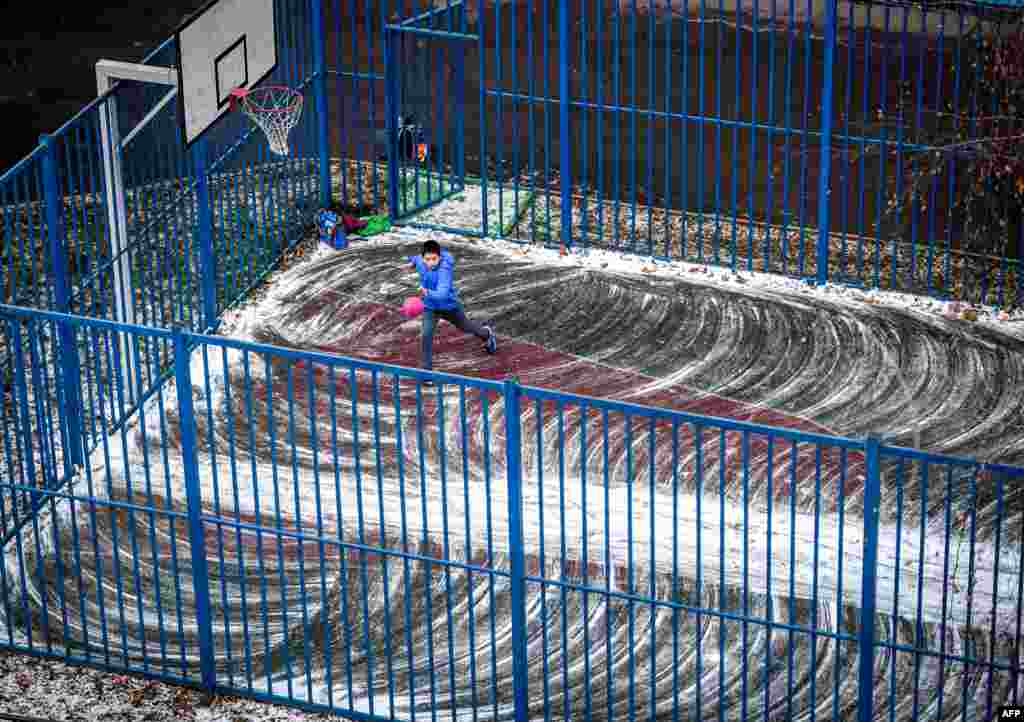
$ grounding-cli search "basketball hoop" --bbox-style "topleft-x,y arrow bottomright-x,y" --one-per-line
230,85 -> 303,157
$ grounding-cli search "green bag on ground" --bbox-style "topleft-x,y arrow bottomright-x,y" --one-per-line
354,215 -> 391,237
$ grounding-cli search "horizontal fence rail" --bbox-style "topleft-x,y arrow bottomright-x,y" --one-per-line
1,303 -> 1023,722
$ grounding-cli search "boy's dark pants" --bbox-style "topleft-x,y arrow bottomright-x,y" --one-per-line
421,305 -> 488,370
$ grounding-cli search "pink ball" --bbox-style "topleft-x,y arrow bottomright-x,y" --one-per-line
401,296 -> 425,319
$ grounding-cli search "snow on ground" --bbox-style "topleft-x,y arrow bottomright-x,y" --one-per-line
213,223 -> 1024,629
5,184 -> 1024,721
221,215 -> 1024,342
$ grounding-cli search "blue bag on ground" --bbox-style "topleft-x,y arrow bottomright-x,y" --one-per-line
317,209 -> 347,249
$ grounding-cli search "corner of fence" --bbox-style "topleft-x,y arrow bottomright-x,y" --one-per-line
502,375 -> 529,722
171,327 -> 217,693
857,433 -> 882,722
39,132 -> 84,470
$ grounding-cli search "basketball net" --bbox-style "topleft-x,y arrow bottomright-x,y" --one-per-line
230,86 -> 303,157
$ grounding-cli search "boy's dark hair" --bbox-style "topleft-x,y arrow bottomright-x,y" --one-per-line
422,240 -> 441,256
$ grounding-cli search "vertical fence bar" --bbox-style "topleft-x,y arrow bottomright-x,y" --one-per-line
311,0 -> 332,207
96,87 -> 137,385
454,3 -> 466,187
503,377 -> 528,722
172,328 -> 216,693
857,434 -> 881,722
10,320 -> 39,513
40,133 -> 84,470
558,0 -> 572,250
191,139 -> 218,331
384,26 -> 401,223
815,0 -> 837,286
478,26 -> 489,240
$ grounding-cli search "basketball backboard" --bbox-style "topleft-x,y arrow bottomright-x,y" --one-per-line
174,0 -> 278,148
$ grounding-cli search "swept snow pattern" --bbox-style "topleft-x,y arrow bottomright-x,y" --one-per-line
4,233 -> 1024,721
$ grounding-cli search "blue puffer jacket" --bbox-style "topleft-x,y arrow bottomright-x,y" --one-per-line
409,250 -> 460,310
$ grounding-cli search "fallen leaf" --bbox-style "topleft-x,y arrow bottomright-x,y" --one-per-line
129,680 -> 160,705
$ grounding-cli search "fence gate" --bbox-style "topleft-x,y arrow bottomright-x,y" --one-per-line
384,2 -> 474,222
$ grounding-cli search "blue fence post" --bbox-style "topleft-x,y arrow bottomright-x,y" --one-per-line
191,138 -> 218,331
815,0 -> 838,286
503,377 -> 529,722
172,328 -> 217,693
39,133 -> 84,470
384,27 -> 401,223
857,434 -> 881,722
310,0 -> 332,207
558,0 -> 572,250
9,320 -> 40,511
454,4 -> 466,187
477,28 -> 488,240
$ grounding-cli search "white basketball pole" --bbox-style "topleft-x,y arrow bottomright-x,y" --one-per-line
96,60 -> 177,404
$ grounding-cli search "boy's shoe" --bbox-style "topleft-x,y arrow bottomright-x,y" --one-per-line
484,326 -> 497,354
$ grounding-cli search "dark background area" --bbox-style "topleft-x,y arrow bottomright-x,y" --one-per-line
0,2 -> 206,172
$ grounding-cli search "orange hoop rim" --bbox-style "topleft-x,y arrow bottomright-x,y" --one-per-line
229,85 -> 302,113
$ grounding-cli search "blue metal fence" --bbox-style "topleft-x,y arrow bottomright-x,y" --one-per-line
1,303 -> 1023,722
326,0 -> 1024,306
0,0 -> 325,492
3,1 -> 1021,349
0,3 -> 326,619
4,0 -> 1021,419
2,0 -> 1024,720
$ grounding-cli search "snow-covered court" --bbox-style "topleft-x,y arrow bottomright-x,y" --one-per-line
6,220 -> 1024,721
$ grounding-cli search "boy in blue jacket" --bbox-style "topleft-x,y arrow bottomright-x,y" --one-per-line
409,240 -> 496,378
